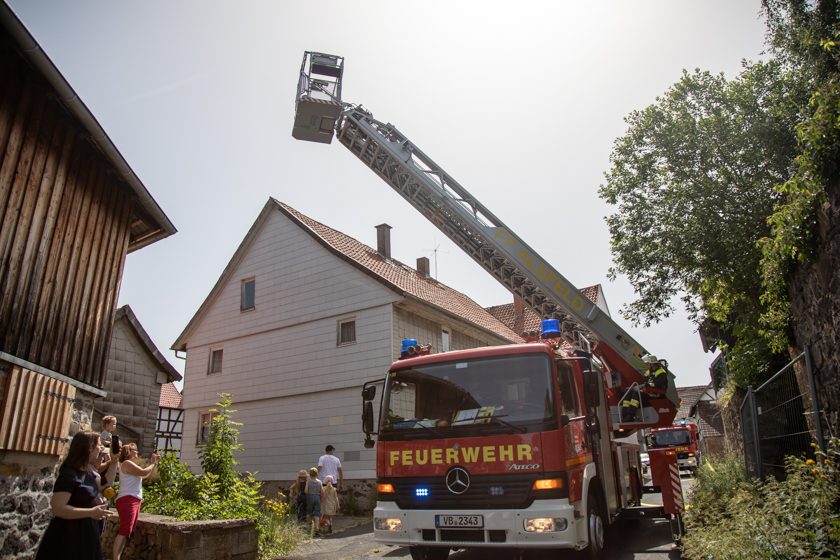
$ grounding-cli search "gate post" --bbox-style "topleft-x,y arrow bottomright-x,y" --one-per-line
804,347 -> 826,453
742,386 -> 763,480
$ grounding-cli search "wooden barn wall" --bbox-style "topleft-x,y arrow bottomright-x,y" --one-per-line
0,33 -> 133,388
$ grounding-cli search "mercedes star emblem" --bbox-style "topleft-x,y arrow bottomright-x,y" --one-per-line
445,467 -> 470,494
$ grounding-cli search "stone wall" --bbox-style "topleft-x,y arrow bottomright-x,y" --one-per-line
787,179 -> 840,441
0,388 -> 95,560
100,514 -> 256,560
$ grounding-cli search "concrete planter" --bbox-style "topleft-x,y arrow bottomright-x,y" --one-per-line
101,513 -> 257,560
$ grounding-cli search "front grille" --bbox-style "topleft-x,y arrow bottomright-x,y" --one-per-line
383,472 -> 566,509
440,530 -> 485,542
422,529 -> 508,544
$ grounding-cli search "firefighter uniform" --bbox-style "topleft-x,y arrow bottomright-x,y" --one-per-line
621,395 -> 641,422
645,365 -> 668,395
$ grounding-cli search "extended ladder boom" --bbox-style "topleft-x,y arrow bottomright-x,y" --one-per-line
292,51 -> 679,422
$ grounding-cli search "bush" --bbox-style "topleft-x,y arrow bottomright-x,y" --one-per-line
143,394 -> 306,559
683,440 -> 840,559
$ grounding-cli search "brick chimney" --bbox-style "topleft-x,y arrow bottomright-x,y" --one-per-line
417,256 -> 430,278
513,295 -> 525,336
376,224 -> 392,260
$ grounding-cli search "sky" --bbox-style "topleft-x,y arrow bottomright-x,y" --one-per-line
9,1 -> 770,390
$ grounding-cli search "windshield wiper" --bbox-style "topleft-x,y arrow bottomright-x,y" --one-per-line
487,414 -> 528,433
450,412 -> 528,433
394,419 -> 445,437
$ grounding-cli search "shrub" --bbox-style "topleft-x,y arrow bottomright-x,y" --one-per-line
683,440 -> 840,559
143,393 -> 306,559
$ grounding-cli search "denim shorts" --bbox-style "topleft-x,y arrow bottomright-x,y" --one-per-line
306,493 -> 321,517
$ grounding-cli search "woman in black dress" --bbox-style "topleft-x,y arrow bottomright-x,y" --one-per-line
35,431 -> 115,560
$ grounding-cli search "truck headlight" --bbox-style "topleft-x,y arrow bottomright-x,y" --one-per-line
374,518 -> 402,531
524,517 -> 568,532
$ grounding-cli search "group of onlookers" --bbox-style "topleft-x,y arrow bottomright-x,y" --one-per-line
35,422 -> 348,558
288,444 -> 343,535
35,415 -> 159,560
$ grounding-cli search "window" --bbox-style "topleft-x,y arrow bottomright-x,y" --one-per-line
241,278 -> 255,311
557,361 -> 582,417
337,319 -> 356,345
197,411 -> 218,445
208,348 -> 223,374
441,329 -> 450,352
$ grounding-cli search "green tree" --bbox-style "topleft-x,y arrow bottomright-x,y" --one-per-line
599,60 -> 810,386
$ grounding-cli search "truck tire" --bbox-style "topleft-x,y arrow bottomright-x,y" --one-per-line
582,489 -> 606,560
409,546 -> 449,560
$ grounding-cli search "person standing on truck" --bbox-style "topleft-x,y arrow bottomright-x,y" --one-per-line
642,354 -> 668,396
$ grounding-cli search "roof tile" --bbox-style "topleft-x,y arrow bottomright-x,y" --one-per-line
159,382 -> 182,409
279,203 -> 521,343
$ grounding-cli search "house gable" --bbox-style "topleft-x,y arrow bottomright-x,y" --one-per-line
101,306 -> 180,455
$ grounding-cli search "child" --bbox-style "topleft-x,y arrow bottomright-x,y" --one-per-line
287,469 -> 308,523
304,467 -> 322,537
320,475 -> 340,534
100,416 -> 119,454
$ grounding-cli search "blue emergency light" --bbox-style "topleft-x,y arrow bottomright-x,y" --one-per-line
401,339 -> 418,353
540,319 -> 561,339
415,487 -> 429,498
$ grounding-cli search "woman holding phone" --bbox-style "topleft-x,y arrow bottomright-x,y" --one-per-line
112,443 -> 159,560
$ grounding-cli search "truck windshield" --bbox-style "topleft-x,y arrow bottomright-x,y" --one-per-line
380,353 -> 556,438
651,429 -> 692,447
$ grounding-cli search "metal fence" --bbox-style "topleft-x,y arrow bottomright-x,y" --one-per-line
740,348 -> 826,481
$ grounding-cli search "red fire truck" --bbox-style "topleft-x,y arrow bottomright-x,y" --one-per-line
293,51 -> 687,559
648,421 -> 701,474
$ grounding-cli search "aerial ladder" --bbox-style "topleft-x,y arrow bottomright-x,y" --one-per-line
292,51 -> 679,433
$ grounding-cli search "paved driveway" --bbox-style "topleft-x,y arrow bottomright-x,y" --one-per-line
280,477 -> 694,560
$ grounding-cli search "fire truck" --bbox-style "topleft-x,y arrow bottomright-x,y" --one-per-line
648,421 -> 701,474
292,51 -> 686,559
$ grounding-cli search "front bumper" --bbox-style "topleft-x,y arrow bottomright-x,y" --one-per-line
372,499 -> 581,549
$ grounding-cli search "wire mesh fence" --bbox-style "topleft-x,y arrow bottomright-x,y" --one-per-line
740,348 -> 826,481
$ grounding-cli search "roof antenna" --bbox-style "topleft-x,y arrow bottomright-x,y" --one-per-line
422,241 -> 447,279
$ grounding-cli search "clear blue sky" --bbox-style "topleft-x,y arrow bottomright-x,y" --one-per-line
9,1 -> 769,389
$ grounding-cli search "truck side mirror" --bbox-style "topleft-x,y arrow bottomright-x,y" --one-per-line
584,370 -> 601,407
362,385 -> 376,401
362,401 -> 374,434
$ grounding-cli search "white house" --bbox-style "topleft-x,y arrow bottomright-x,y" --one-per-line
172,198 -> 523,490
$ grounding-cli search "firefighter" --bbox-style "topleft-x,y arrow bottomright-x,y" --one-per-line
642,354 -> 668,396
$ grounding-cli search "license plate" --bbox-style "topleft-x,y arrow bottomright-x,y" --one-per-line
435,514 -> 484,528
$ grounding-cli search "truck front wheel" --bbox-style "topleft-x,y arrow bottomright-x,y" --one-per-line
409,546 -> 449,560
582,489 -> 606,560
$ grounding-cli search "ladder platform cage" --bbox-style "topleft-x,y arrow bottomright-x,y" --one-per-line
293,52 -> 345,144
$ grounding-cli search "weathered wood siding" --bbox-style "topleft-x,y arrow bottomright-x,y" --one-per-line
0,34 -> 132,388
